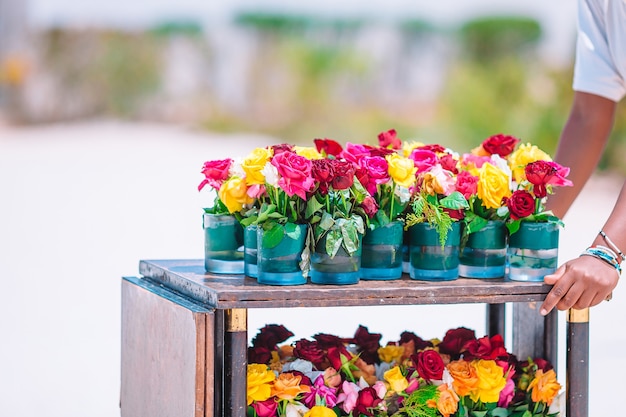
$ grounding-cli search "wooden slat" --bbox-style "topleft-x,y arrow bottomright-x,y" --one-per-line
139,259 -> 551,309
121,276 -> 214,417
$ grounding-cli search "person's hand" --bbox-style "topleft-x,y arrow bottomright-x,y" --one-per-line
540,255 -> 620,315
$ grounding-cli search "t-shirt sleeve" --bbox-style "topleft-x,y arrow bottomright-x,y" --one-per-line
573,0 -> 626,102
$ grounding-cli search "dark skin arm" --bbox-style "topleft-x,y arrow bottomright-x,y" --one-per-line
540,91 -> 620,315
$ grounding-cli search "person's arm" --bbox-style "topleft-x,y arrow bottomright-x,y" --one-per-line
547,91 -> 617,219
541,180 -> 626,315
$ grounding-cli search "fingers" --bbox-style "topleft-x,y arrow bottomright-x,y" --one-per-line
540,265 -> 569,315
543,264 -> 566,285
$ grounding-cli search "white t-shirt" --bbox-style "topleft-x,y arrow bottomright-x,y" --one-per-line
573,0 -> 626,102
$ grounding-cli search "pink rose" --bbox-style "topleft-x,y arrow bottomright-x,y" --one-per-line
359,156 -> 390,195
497,378 -> 516,408
198,158 -> 232,191
252,398 -> 278,417
340,142 -> 371,167
409,149 -> 438,174
455,171 -> 479,200
271,151 -> 315,200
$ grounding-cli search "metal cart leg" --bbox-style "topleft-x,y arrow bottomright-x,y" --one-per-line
566,308 -> 589,417
224,308 -> 248,417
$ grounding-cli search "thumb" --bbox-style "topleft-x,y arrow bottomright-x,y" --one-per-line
543,264 -> 566,285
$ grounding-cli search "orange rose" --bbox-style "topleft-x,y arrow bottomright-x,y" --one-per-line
447,360 -> 479,397
437,384 -> 460,417
528,369 -> 561,406
271,372 -> 311,400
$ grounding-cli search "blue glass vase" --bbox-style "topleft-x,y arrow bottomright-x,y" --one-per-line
310,224 -> 362,285
361,221 -> 404,280
243,225 -> 258,278
203,213 -> 244,274
507,222 -> 559,282
257,223 -> 307,286
459,220 -> 507,279
409,222 -> 460,281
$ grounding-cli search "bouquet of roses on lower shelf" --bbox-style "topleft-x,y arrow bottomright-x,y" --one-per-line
247,325 -> 561,417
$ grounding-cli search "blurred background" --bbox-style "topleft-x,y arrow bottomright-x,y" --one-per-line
1,1 -> 625,416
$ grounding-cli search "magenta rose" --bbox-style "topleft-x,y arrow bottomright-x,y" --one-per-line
456,171 -> 479,200
354,387 -> 383,417
303,375 -> 339,408
482,134 -> 520,157
409,149 -> 438,174
359,156 -> 390,195
330,159 -> 356,190
546,161 -> 573,187
506,190 -> 535,220
340,142 -> 371,167
498,378 -> 516,408
271,151 -> 315,200
312,158 -> 336,196
252,398 -> 278,417
413,349 -> 445,381
314,138 -> 343,157
437,327 -> 476,358
198,158 -> 232,191
378,129 -> 402,150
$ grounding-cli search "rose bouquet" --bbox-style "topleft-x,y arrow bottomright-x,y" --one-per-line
246,324 -> 562,417
198,157 -> 255,216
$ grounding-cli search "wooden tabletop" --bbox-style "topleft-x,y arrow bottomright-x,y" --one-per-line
138,259 -> 552,309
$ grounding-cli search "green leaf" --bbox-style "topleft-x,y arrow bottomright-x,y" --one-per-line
490,407 -> 509,417
285,222 -> 302,240
261,223 -> 284,249
305,195 -> 325,219
319,211 -> 335,231
440,191 -> 470,210
506,219 -> 521,235
464,212 -> 489,234
325,228 -> 343,258
340,221 -> 359,255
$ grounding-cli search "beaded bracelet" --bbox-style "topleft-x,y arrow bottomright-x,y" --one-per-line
599,230 -> 626,262
580,247 -> 622,277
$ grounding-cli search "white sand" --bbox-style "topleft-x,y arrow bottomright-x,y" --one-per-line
0,120 -> 623,416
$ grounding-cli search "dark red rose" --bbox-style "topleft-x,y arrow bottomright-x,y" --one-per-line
251,324 -> 294,350
506,190 -> 536,220
330,159 -> 356,190
368,146 -> 396,158
482,134 -> 520,157
313,333 -> 347,349
464,334 -> 509,360
455,171 -> 479,200
312,158 -> 336,196
271,143 -> 294,156
198,158 -> 233,191
354,325 -> 382,365
444,208 -> 465,221
251,398 -> 278,417
314,138 -> 343,157
525,160 -> 556,198
439,154 -> 459,174
399,331 -> 433,351
354,387 -> 383,416
290,370 -> 313,386
293,339 -> 326,369
532,357 -> 554,372
417,144 -> 446,153
413,349 -> 445,381
361,195 -> 379,219
327,345 -> 354,371
378,129 -> 402,150
438,327 -> 476,358
248,346 -> 272,364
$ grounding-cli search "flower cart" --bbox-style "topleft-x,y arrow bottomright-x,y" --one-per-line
120,259 -> 588,417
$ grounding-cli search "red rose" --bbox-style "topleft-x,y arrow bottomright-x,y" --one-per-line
354,325 -> 383,365
378,129 -> 402,150
413,349 -> 445,381
330,159 -> 356,190
438,327 -> 476,358
248,346 -> 272,365
368,146 -> 396,158
312,158 -> 336,196
313,333 -> 347,349
314,138 -> 343,157
354,387 -> 383,416
293,339 -> 326,370
361,195 -> 379,219
439,154 -> 459,174
327,345 -> 354,371
252,398 -> 278,417
271,143 -> 294,156
482,134 -> 520,157
463,334 -> 509,360
525,160 -> 556,198
506,190 -> 535,220
198,158 -> 233,191
251,324 -> 294,349
417,144 -> 446,153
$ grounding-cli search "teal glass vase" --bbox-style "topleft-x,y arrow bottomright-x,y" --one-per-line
459,220 -> 507,279
409,222 -> 461,281
507,221 -> 559,282
361,221 -> 404,280
203,213 -> 244,274
257,223 -> 307,286
310,224 -> 362,285
243,225 -> 258,278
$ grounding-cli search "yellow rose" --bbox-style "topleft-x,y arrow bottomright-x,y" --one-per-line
528,369 -> 561,406
386,154 -> 417,188
378,345 -> 405,364
402,140 -> 425,157
242,147 -> 273,185
508,143 -> 552,183
294,146 -> 323,160
470,359 -> 507,404
247,364 -> 276,405
477,162 -> 511,209
303,405 -> 337,417
384,366 -> 409,393
218,176 -> 254,213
